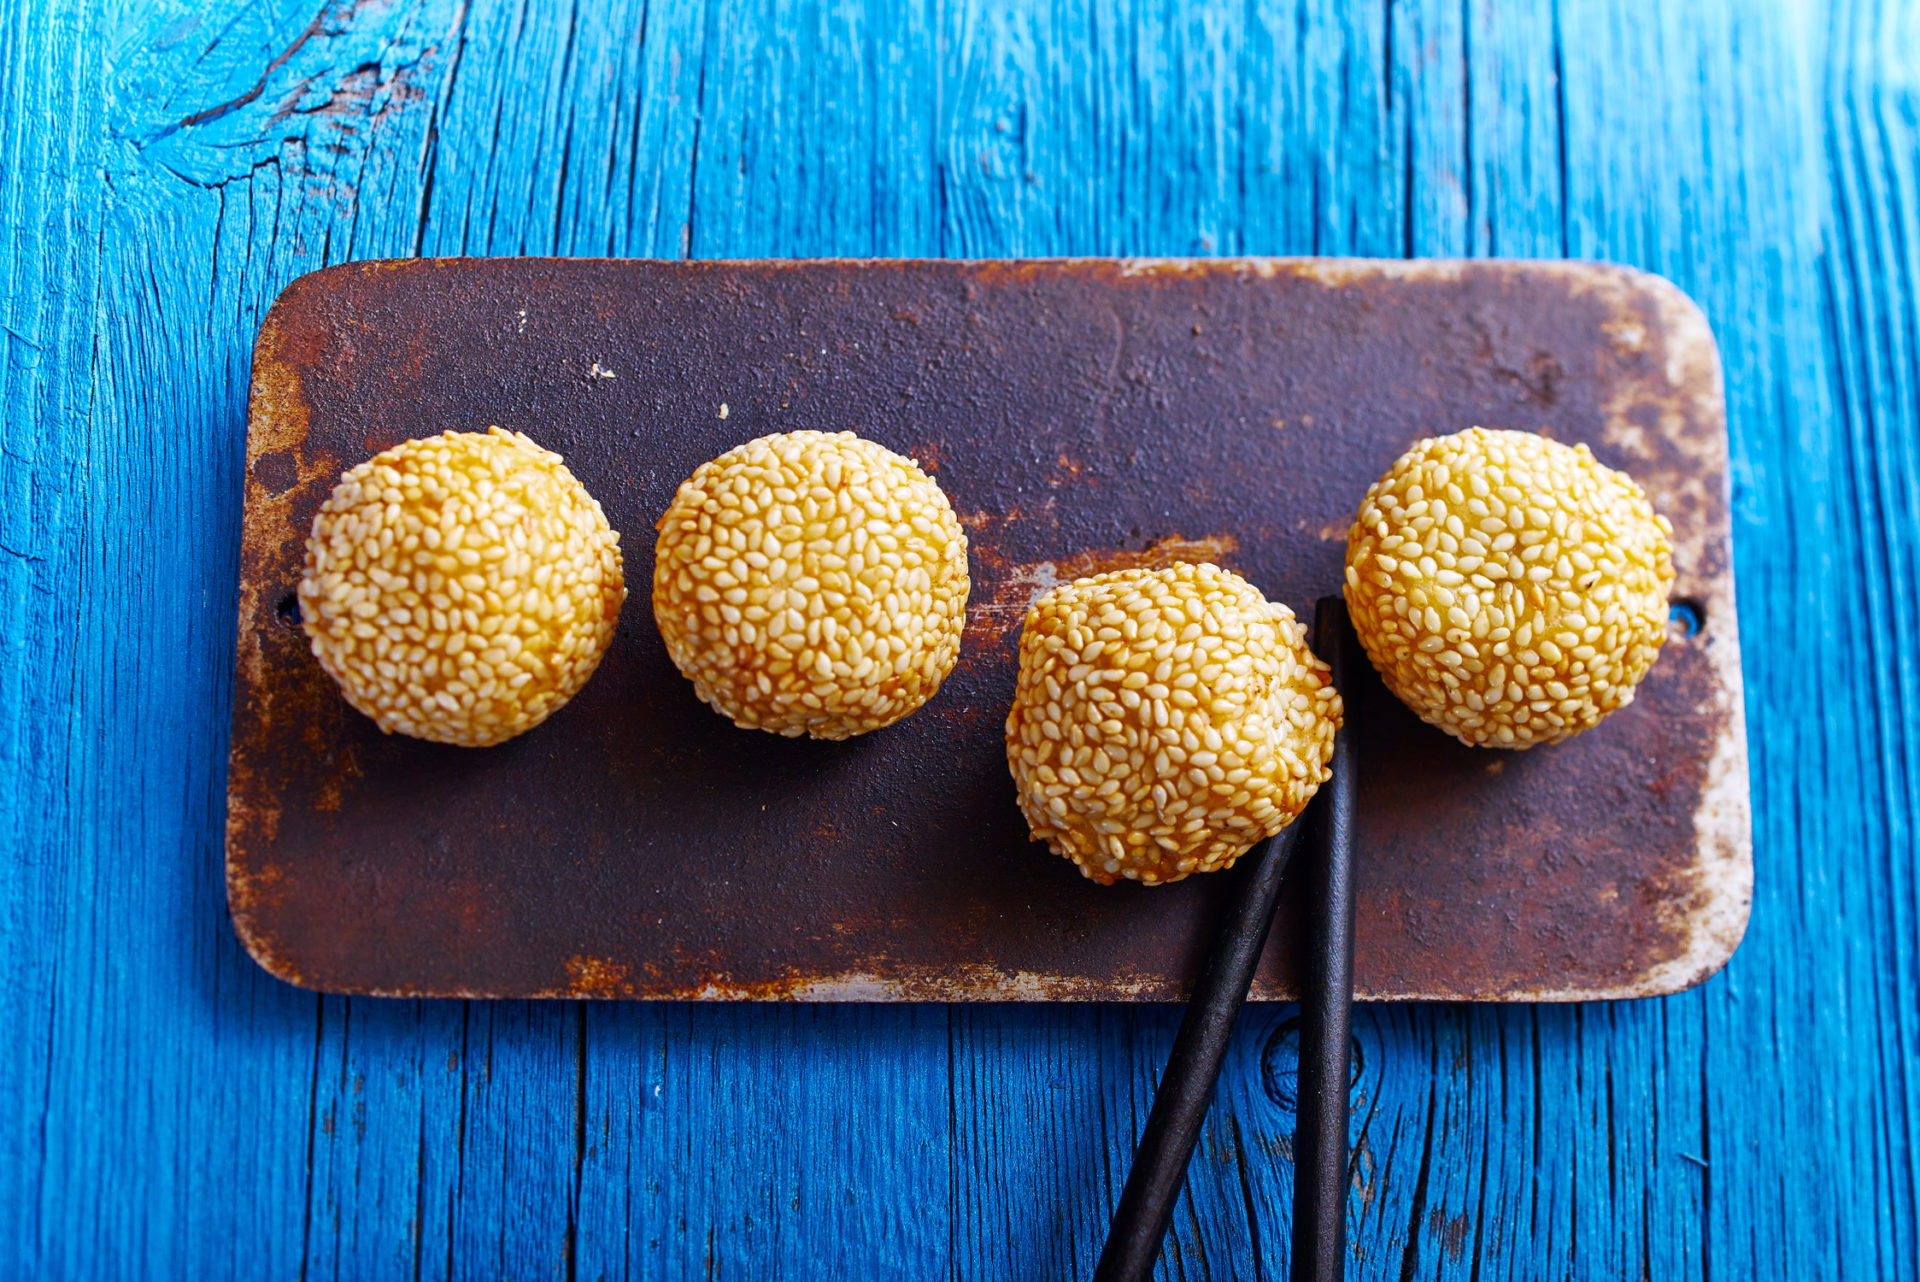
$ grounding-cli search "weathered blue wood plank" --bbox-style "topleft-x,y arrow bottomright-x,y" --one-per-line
17,7 -> 276,1278
5,0 -> 1920,1277
0,0 -> 104,1269
574,1005 -> 954,1279
1823,6 -> 1920,1280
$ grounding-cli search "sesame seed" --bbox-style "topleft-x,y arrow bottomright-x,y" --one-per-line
1344,427 -> 1674,749
652,430 -> 969,740
300,427 -> 626,747
1005,562 -> 1342,887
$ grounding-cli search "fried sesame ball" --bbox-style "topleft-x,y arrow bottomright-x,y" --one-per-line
1006,562 -> 1342,886
652,430 -> 970,740
299,427 -> 626,747
1344,426 -> 1674,749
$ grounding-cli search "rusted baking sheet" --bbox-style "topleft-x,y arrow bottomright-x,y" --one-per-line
228,257 -> 1749,1002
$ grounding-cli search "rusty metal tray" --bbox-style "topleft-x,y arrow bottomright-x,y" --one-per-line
227,257 -> 1749,1001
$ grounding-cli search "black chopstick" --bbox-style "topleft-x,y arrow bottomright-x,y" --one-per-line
1090,820 -> 1305,1282
1290,598 -> 1359,1282
1093,597 -> 1356,1282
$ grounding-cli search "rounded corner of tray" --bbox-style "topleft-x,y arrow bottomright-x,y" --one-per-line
227,899 -> 324,993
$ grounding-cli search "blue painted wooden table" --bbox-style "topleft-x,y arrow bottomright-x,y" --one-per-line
4,0 -> 1916,1276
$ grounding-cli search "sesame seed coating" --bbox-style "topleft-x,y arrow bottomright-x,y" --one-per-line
652,430 -> 970,740
1344,427 -> 1674,749
299,427 -> 627,748
1005,562 -> 1342,886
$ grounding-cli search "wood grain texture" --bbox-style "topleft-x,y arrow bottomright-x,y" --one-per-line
1,0 -> 1914,1276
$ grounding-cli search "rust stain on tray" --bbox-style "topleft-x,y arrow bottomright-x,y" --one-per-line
226,256 -> 1750,1002
965,531 -> 1240,653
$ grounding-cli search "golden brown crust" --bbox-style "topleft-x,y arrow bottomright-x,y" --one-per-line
1006,562 -> 1341,885
299,427 -> 625,747
652,430 -> 970,739
1344,427 -> 1673,748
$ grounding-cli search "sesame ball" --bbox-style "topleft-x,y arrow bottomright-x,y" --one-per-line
1344,427 -> 1675,749
1005,562 -> 1342,886
299,427 -> 626,747
652,430 -> 970,740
